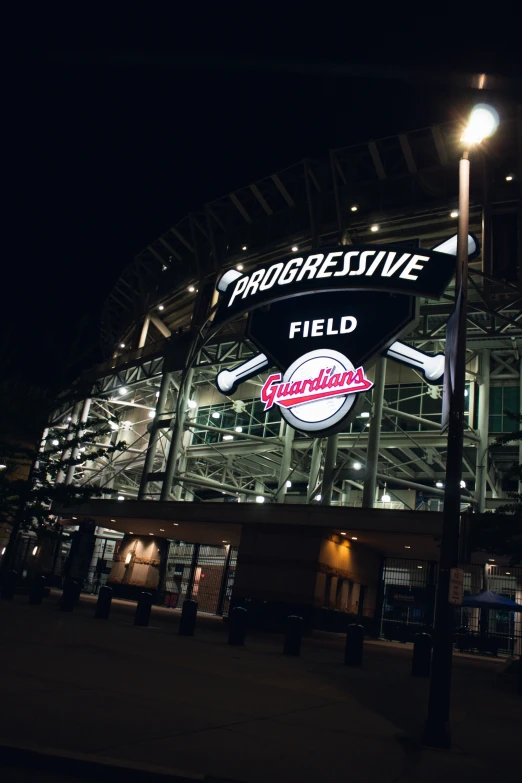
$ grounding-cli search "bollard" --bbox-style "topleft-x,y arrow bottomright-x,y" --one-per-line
178,598 -> 198,636
228,606 -> 248,646
1,570 -> 18,600
95,585 -> 113,619
29,575 -> 46,605
134,591 -> 153,627
60,578 -> 78,611
283,615 -> 303,657
344,623 -> 364,666
412,633 -> 432,677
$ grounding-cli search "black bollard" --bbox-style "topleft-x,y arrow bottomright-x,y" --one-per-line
344,623 -> 364,666
283,615 -> 303,657
95,585 -> 113,619
179,599 -> 198,636
1,570 -> 18,600
228,606 -> 248,646
412,633 -> 432,677
60,578 -> 77,611
29,575 -> 46,605
134,591 -> 153,627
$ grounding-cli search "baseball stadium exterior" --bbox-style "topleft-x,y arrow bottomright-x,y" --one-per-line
11,108 -> 522,650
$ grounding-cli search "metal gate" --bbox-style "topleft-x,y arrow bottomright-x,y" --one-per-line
379,557 -> 437,642
164,541 -> 238,615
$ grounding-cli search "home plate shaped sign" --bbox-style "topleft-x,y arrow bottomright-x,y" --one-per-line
212,234 -> 478,435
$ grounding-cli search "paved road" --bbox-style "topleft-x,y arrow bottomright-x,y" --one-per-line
0,594 -> 519,782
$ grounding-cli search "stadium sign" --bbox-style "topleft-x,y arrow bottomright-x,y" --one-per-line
212,234 -> 478,435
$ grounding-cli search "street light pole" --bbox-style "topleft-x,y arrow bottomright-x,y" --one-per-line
424,105 -> 498,749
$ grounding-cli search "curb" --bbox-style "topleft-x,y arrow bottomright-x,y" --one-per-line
0,740 -> 241,782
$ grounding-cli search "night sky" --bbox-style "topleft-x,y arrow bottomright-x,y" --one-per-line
6,14 -> 521,389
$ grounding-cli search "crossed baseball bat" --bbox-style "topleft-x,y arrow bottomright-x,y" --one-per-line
216,234 -> 476,395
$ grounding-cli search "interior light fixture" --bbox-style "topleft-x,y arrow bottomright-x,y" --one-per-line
405,545 -> 411,549
111,519 -> 116,522
464,389 -> 469,397
149,533 -> 154,536
188,286 -> 195,292
460,480 -> 466,489
212,411 -> 220,418
350,205 -> 358,212
148,410 -> 155,418
187,400 -> 198,409
488,558 -> 495,562
436,481 -> 444,488
67,416 -> 72,422
158,305 -> 164,310
242,245 -> 247,251
506,571 -> 511,575
120,343 -> 125,349
129,531 -> 133,534
173,523 -> 179,526
291,245 -> 298,252
366,422 -> 371,427
117,495 -> 125,501
340,532 -> 346,536
286,480 -> 292,488
370,225 -> 379,232
381,486 -> 391,503
109,421 -> 119,431
118,387 -> 128,395
314,494 -> 322,501
0,464 -> 6,469
359,411 -> 370,418
223,434 -> 234,441
236,264 -> 244,271
450,210 -> 459,218
52,439 -> 59,446
255,496 -> 265,503
1,547 -> 5,555
505,174 -> 513,182
235,426 -> 243,432
125,552 -> 132,565
32,546 -> 38,556
351,536 -> 358,540
160,528 -> 164,532
79,446 -> 86,452
72,517 -> 77,520
417,565 -> 423,569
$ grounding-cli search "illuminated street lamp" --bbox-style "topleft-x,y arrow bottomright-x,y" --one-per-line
424,104 -> 498,749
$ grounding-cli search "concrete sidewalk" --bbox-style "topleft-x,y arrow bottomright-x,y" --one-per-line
0,595 -> 519,782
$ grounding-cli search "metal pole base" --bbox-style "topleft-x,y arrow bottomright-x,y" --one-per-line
423,718 -> 451,750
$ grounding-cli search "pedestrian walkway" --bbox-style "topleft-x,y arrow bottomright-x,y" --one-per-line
0,594 -> 519,782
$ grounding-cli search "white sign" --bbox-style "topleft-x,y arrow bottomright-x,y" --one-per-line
448,567 -> 464,605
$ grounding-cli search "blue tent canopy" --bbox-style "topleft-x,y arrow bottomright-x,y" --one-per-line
462,589 -> 522,611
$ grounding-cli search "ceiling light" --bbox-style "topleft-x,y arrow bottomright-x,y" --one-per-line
222,540 -> 229,543
488,558 -> 495,562
120,343 -> 125,349
405,545 -> 411,549
155,390 -> 160,398
32,546 -> 38,556
370,225 -> 379,232
223,434 -> 234,441
109,421 -> 119,431
187,399 -> 198,409
461,104 -> 499,145
351,536 -> 358,540
117,495 -> 125,501
340,532 -> 346,536
236,264 -> 244,271
52,439 -> 59,446
149,410 -> 155,418
173,523 -> 179,526
505,174 -> 513,182
188,286 -> 195,293
72,517 -> 77,520
436,481 -> 444,488
255,496 -> 265,503
1,547 -> 5,555
235,426 -> 243,432
506,571 -> 511,575
122,421 -> 132,430
450,210 -> 459,218
158,305 -> 164,310
118,387 -> 128,395
382,493 -> 391,503
291,246 -> 298,252
360,411 -> 370,418
79,446 -> 85,452
111,519 -> 116,522
286,480 -> 292,488
242,245 -> 247,251
149,533 -> 154,536
417,565 -> 423,569
129,531 -> 133,534
66,416 -> 71,422
0,464 -> 6,469
353,462 -> 362,470
160,528 -> 164,532
350,205 -> 358,212
365,422 -> 371,427
314,494 -> 322,501
460,480 -> 466,488
212,411 -> 220,418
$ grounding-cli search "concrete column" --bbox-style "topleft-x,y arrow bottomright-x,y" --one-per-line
138,314 -> 151,348
65,398 -> 91,486
307,438 -> 323,502
362,357 -> 386,508
160,368 -> 194,501
138,371 -> 172,499
276,423 -> 294,503
341,481 -> 352,506
321,434 -> 338,506
475,349 -> 490,513
56,402 -> 82,484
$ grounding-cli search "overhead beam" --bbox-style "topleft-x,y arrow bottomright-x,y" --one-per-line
368,140 -> 386,179
170,228 -> 194,253
431,125 -> 448,166
149,314 -> 172,338
270,173 -> 295,206
158,237 -> 182,261
249,184 -> 273,215
398,133 -> 417,174
229,192 -> 252,223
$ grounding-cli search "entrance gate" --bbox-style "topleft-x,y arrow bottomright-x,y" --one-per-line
164,542 -> 238,615
379,557 -> 437,642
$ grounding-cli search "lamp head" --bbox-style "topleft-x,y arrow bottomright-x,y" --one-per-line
461,104 -> 499,145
